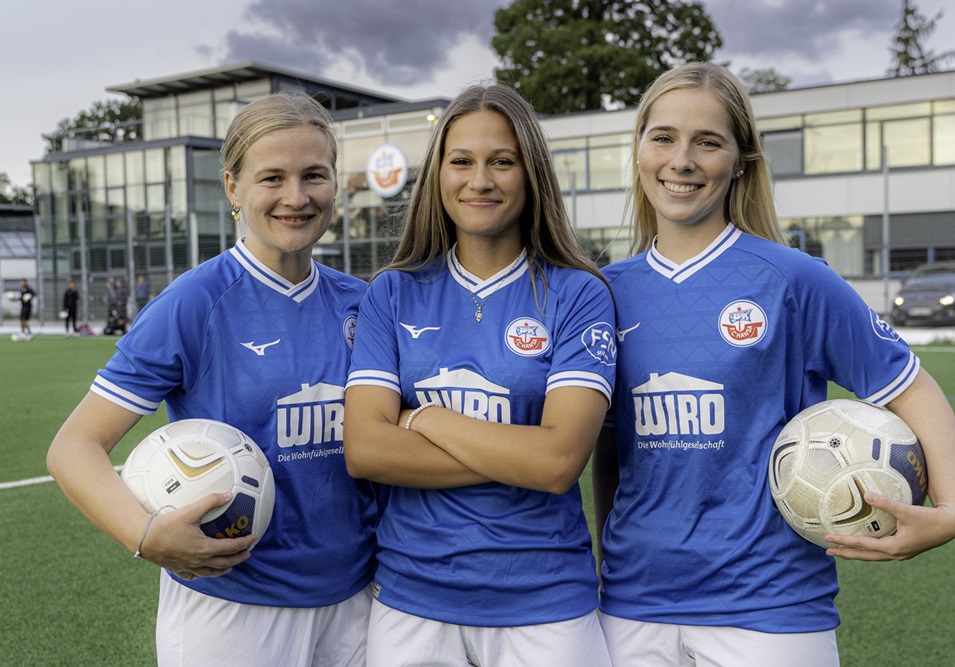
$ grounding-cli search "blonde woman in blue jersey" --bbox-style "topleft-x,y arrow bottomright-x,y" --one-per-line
47,91 -> 377,666
594,61 -> 955,666
344,83 -> 616,667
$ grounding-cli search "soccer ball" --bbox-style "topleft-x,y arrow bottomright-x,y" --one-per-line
121,419 -> 275,549
768,399 -> 928,548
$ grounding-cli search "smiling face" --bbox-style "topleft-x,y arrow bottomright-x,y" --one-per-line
225,124 -> 337,281
439,110 -> 527,252
637,86 -> 741,239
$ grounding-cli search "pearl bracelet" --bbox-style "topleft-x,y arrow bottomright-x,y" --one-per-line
405,403 -> 438,430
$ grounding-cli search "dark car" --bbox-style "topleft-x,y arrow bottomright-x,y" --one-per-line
891,262 -> 955,327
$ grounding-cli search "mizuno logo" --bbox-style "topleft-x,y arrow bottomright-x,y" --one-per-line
400,323 -> 441,339
240,339 -> 281,356
616,322 -> 641,341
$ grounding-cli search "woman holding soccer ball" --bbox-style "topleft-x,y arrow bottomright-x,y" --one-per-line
47,92 -> 377,665
592,61 -> 955,666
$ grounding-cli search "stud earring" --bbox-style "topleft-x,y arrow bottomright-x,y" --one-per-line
733,169 -> 744,179
231,204 -> 240,222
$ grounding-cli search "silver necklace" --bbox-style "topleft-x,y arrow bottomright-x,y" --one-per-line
467,285 -> 498,323
458,250 -> 525,323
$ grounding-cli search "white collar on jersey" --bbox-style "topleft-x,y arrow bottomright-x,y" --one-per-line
647,224 -> 742,284
229,237 -> 320,302
447,244 -> 529,299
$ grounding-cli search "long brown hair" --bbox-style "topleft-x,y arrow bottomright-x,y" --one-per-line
383,83 -> 604,298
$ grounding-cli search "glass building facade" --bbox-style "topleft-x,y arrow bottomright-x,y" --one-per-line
31,63 -> 400,322
30,64 -> 955,322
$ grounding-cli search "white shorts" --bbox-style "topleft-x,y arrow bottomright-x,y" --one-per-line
366,599 -> 612,667
599,614 -> 839,667
156,570 -> 372,667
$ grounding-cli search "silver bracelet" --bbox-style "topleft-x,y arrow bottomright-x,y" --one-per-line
405,403 -> 438,430
133,505 -> 173,559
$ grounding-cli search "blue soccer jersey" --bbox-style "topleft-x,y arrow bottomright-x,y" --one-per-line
346,247 -> 617,627
93,239 -> 377,607
599,225 -> 919,632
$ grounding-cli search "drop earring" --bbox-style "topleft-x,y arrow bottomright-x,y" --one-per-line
231,203 -> 241,222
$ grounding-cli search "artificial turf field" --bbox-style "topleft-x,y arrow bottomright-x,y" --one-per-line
0,333 -> 953,665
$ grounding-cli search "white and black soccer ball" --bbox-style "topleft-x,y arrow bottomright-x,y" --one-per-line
121,419 -> 275,549
768,399 -> 928,548
10,333 -> 22,342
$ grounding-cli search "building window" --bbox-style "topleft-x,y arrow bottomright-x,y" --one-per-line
177,90 -> 214,138
553,149 -> 587,193
804,123 -> 863,174
589,145 -> 630,191
933,113 -> 955,165
882,118 -> 931,168
762,130 -> 803,177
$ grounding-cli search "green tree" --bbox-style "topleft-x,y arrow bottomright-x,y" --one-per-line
887,0 -> 955,76
0,172 -> 32,206
43,98 -> 142,154
738,67 -> 791,94
492,0 -> 722,114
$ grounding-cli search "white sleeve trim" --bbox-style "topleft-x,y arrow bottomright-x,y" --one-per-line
345,369 -> 401,393
546,370 -> 613,404
90,376 -> 160,416
863,352 -> 920,406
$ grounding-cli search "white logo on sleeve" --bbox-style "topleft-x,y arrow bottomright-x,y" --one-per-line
583,322 -> 617,366
343,315 -> 357,350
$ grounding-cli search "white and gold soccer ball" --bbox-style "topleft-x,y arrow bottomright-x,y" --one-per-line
768,399 -> 927,548
121,419 -> 275,549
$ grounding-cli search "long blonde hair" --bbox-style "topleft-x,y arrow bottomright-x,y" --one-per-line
628,62 -> 785,254
383,83 -> 604,292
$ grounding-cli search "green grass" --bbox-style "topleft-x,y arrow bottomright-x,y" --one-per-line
1,336 -> 953,665
0,335 -> 166,666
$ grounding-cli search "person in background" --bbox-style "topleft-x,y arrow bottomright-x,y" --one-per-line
344,83 -> 616,667
47,91 -> 377,666
593,61 -> 955,667
19,278 -> 35,338
63,280 -> 78,335
105,276 -> 118,311
135,275 -> 150,315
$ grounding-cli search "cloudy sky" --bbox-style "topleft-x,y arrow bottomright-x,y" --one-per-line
2,0 -> 953,187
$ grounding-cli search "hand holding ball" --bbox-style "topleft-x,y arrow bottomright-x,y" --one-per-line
121,419 -> 275,549
769,399 -> 927,548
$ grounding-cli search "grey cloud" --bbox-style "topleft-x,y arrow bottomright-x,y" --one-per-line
707,0 -> 897,60
224,0 -> 507,86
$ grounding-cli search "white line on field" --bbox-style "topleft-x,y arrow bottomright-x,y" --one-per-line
0,466 -> 123,491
